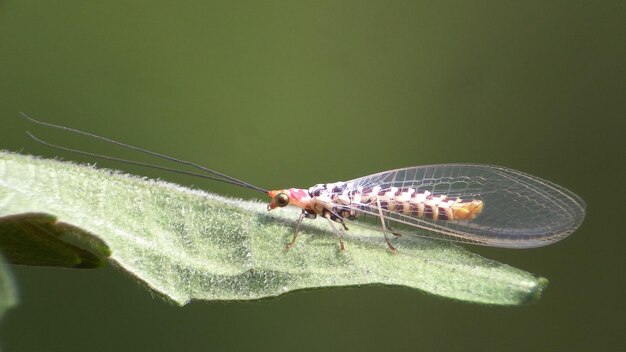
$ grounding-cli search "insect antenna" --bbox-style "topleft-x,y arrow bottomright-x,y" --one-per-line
20,112 -> 268,194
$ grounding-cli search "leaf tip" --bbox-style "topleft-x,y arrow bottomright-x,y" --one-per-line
526,276 -> 549,303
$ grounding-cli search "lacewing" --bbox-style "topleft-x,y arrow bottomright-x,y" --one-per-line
21,113 -> 586,252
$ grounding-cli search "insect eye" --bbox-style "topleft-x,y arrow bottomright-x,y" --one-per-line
275,193 -> 289,207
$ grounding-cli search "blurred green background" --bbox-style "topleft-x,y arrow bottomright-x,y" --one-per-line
1,1 -> 624,351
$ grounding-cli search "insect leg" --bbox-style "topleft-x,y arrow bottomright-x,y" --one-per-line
385,221 -> 402,237
376,198 -> 398,252
323,213 -> 345,251
286,211 -> 306,250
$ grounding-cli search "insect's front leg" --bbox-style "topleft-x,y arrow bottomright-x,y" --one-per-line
286,210 -> 316,250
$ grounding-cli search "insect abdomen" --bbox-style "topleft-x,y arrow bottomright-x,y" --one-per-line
312,183 -> 483,222
358,187 -> 483,221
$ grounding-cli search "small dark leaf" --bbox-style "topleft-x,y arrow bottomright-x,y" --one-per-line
0,213 -> 109,268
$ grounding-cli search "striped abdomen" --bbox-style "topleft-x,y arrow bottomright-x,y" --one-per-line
321,184 -> 483,222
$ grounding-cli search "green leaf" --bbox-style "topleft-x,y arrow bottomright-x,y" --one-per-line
0,151 -> 547,305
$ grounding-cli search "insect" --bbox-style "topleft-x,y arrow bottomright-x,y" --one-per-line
21,113 -> 586,252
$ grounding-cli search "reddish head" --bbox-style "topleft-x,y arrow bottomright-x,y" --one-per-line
267,188 -> 312,211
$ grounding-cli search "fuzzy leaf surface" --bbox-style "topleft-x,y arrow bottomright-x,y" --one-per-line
0,151 -> 547,305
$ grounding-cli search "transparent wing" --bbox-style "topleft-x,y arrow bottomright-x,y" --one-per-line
338,164 -> 585,248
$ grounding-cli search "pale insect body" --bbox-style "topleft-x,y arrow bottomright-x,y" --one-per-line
22,113 -> 586,252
